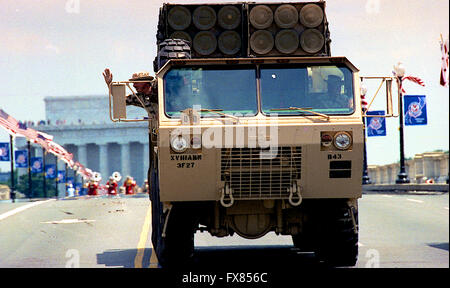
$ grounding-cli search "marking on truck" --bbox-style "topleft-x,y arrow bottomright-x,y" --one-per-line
170,155 -> 202,161
177,162 -> 195,168
327,154 -> 343,160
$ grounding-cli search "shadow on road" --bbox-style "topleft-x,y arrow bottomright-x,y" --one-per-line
427,242 -> 449,251
96,246 -> 326,268
191,245 -> 326,269
96,248 -> 153,268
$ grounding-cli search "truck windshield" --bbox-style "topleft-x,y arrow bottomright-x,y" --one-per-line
260,65 -> 355,115
164,66 -> 258,117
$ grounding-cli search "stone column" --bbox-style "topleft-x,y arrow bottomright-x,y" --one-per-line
99,143 -> 109,182
439,154 -> 449,183
78,144 -> 88,167
120,142 -> 130,178
414,154 -> 424,183
142,142 -> 149,183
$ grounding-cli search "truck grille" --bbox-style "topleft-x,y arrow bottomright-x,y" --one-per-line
221,147 -> 302,199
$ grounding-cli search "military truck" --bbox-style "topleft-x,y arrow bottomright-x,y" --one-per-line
108,1 -> 393,267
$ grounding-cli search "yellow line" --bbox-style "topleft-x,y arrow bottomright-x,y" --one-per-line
134,204 -> 153,268
149,248 -> 159,268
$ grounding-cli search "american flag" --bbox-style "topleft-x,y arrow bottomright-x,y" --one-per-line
0,109 -> 46,142
46,141 -> 71,159
441,35 -> 449,87
0,109 -> 27,137
360,85 -> 368,112
32,132 -> 51,151
400,76 -> 425,94
1,109 -> 95,179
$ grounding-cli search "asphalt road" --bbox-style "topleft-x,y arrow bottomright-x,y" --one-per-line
0,192 -> 448,269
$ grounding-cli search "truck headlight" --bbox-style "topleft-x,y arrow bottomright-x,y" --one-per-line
333,132 -> 352,150
171,135 -> 188,153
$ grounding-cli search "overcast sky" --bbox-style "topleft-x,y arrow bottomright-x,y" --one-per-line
0,0 -> 449,171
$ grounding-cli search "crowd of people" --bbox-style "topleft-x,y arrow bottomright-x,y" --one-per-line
66,175 -> 148,197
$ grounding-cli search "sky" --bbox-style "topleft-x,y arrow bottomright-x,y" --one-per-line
0,0 -> 449,171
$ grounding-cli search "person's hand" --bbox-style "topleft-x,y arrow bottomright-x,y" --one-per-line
103,68 -> 113,86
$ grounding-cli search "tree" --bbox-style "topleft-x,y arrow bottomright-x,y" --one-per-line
16,173 -> 57,198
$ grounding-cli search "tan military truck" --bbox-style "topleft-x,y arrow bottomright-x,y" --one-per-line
109,2 -> 394,268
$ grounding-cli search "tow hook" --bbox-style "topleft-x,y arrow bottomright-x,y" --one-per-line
288,182 -> 302,206
220,183 -> 234,208
349,206 -> 358,234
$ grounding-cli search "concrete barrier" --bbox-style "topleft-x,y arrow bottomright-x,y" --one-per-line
0,185 -> 10,200
363,184 -> 449,193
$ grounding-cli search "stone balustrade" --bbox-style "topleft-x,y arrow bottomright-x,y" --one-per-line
368,152 -> 449,184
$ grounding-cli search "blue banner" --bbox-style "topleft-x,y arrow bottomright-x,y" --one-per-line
366,110 -> 386,137
31,157 -> 43,173
45,164 -> 56,179
15,150 -> 28,168
57,170 -> 66,183
404,95 -> 427,126
0,142 -> 10,161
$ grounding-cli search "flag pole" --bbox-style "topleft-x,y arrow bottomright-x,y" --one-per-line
27,140 -> 33,199
55,156 -> 58,198
43,148 -> 47,199
65,162 -> 68,197
9,135 -> 16,203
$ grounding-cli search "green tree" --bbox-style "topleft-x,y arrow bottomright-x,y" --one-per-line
0,170 -> 18,187
16,173 -> 57,198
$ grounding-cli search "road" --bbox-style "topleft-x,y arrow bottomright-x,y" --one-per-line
0,192 -> 448,268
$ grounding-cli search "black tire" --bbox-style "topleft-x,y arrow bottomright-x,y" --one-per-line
153,39 -> 191,73
154,203 -> 196,268
315,201 -> 359,267
293,200 -> 358,267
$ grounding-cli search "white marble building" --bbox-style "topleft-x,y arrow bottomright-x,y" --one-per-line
16,95 -> 150,192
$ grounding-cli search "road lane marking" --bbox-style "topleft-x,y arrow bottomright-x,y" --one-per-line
382,195 -> 393,198
134,203 -> 153,268
41,219 -> 96,224
406,199 -> 424,203
149,248 -> 159,268
0,199 -> 55,221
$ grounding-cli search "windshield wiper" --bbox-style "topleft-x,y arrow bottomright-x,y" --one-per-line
270,107 -> 330,120
200,109 -> 241,123
180,108 -> 240,123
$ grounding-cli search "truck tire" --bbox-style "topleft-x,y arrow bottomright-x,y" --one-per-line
155,203 -> 196,268
153,39 -> 191,73
315,201 -> 359,267
292,200 -> 358,266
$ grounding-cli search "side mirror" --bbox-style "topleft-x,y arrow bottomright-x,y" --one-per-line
385,79 -> 394,116
108,81 -> 152,123
360,76 -> 398,118
110,83 -> 127,121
